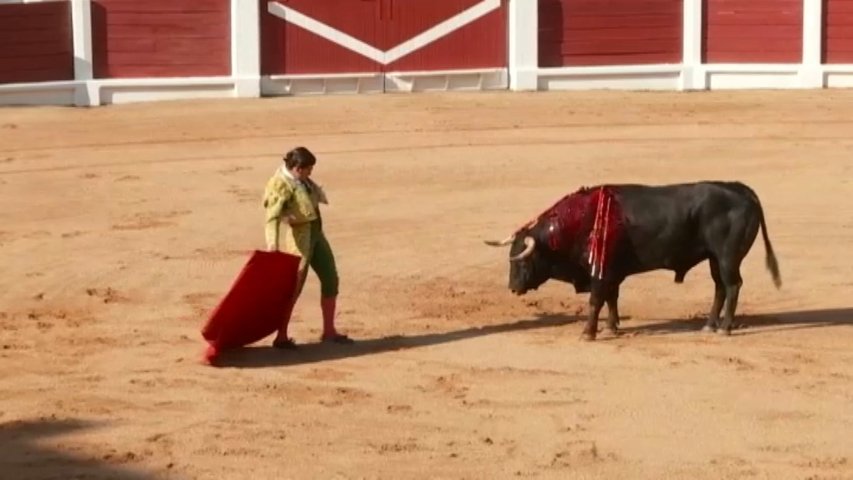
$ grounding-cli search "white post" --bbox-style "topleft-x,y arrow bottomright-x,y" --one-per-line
680,0 -> 705,90
71,0 -> 98,106
231,0 -> 261,97
508,0 -> 538,91
800,0 -> 824,88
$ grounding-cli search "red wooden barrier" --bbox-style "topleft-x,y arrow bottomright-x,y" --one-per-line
261,0 -> 381,75
539,0 -> 682,67
91,0 -> 230,79
261,0 -> 506,75
384,0 -> 506,72
703,0 -> 803,63
0,2 -> 73,84
824,0 -> 853,63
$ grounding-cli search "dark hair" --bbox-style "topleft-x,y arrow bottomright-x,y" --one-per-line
284,146 -> 316,169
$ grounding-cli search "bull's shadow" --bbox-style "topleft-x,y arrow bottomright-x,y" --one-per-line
209,313 -> 581,368
614,307 -> 853,338
0,418 -> 153,479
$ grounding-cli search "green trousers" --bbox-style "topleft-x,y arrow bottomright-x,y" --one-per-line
296,220 -> 339,298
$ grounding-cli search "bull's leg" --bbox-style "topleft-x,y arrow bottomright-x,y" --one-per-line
605,289 -> 620,335
717,260 -> 743,336
703,258 -> 726,332
582,289 -> 605,341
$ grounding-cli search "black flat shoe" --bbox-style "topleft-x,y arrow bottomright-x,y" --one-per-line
272,338 -> 298,350
320,333 -> 354,345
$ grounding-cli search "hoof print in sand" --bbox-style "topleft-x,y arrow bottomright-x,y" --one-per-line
86,287 -> 127,304
112,210 -> 190,231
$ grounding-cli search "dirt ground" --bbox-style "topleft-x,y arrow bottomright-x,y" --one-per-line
1,89 -> 852,479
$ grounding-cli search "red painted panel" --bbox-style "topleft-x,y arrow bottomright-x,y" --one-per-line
824,0 -> 853,63
260,0 -> 380,75
385,0 -> 506,71
703,0 -> 803,63
261,0 -> 506,74
261,0 -> 381,75
0,2 -> 73,84
92,0 -> 230,79
539,0 -> 682,67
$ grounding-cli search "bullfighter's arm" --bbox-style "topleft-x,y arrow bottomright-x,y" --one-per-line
262,177 -> 294,251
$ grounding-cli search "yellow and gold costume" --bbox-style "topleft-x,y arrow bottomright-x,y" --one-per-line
262,167 -> 338,297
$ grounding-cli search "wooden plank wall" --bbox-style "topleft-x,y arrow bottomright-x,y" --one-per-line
384,0 -> 506,72
91,0 -> 230,79
703,0 -> 803,62
0,2 -> 73,84
538,0 -> 683,67
261,0 -> 382,75
824,0 -> 853,63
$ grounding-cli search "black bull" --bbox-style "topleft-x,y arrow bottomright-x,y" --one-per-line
486,181 -> 781,340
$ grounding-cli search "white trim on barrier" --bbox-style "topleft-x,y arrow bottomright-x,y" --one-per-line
0,80 -> 76,91
266,0 -> 501,65
698,64 -> 803,90
0,80 -> 77,106
823,65 -> 853,73
231,0 -> 260,97
94,77 -> 238,104
680,0 -> 704,90
262,68 -> 508,95
508,0 -> 537,90
538,64 -> 684,77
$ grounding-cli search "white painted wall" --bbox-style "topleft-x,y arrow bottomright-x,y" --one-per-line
1,0 -> 852,106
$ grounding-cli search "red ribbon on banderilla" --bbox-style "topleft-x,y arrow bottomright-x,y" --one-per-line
587,187 -> 612,280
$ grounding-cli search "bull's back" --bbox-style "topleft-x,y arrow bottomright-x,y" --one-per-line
609,182 -> 758,274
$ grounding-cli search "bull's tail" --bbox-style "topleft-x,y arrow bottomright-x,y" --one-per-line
757,200 -> 782,289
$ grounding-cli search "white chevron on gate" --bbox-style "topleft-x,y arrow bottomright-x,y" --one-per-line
267,0 -> 501,65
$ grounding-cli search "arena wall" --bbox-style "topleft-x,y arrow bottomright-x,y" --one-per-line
0,0 -> 849,107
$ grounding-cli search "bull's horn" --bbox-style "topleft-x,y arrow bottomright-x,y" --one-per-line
484,234 -> 514,247
509,236 -> 536,261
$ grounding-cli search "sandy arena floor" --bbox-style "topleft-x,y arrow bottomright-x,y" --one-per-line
1,89 -> 852,479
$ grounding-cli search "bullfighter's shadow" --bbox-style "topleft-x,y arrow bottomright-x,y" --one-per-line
209,313 -> 581,368
613,307 -> 853,338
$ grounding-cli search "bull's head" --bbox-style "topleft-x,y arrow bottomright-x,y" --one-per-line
485,221 -> 552,295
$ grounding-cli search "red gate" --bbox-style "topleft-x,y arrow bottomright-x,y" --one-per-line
538,0 -> 683,67
0,2 -> 73,84
703,0 -> 803,63
91,0 -> 231,79
260,0 -> 506,76
824,0 -> 853,63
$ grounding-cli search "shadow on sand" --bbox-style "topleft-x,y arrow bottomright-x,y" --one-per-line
0,418 -> 154,479
207,307 -> 853,367
209,313 -> 581,368
615,307 -> 853,338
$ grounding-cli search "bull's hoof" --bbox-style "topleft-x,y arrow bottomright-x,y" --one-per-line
580,332 -> 596,342
701,325 -> 717,333
717,328 -> 732,337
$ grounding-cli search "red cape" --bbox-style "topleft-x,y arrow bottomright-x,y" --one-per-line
201,250 -> 301,363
